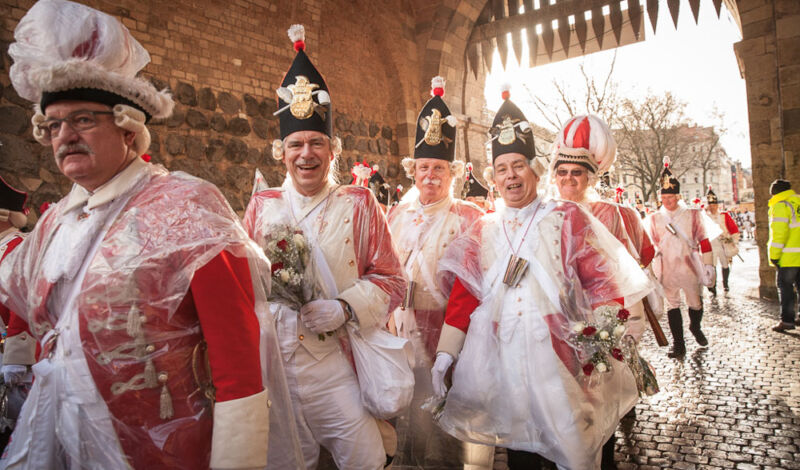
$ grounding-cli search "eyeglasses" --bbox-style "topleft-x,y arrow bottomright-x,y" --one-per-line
555,168 -> 588,177
37,110 -> 115,142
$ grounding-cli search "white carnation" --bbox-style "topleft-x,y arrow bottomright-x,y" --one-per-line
572,322 -> 586,333
293,233 -> 305,250
279,270 -> 290,283
596,362 -> 607,373
599,330 -> 609,340
613,325 -> 626,338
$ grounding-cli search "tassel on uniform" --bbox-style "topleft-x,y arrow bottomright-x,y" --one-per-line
144,358 -> 157,388
133,332 -> 147,356
159,372 -> 174,420
126,304 -> 143,337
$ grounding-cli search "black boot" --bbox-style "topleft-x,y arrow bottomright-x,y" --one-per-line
601,434 -> 618,470
722,268 -> 730,291
689,308 -> 708,347
708,285 -> 717,297
667,308 -> 685,358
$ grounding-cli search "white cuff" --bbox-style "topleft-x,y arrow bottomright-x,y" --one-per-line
210,389 -> 270,469
338,282 -> 391,330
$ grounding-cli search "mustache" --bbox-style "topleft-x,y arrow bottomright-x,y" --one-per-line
422,177 -> 442,186
55,143 -> 93,161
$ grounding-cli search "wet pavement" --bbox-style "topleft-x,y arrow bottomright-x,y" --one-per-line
491,238 -> 800,470
611,238 -> 800,470
327,239 -> 800,469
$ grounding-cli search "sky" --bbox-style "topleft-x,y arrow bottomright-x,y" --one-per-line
485,0 -> 750,167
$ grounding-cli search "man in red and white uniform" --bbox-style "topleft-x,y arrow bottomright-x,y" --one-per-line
550,116 -> 658,340
431,91 -> 649,470
0,2 -> 299,468
387,77 -> 484,469
0,177 -> 31,451
705,185 -> 740,293
0,176 -> 28,335
243,25 -> 406,470
648,159 -> 714,358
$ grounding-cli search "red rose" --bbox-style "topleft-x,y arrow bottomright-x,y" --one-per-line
271,262 -> 284,274
612,348 -> 624,361
582,363 -> 595,376
277,239 -> 289,251
582,326 -> 597,336
617,309 -> 630,321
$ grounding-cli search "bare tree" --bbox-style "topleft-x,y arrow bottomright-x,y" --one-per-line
615,92 -> 693,202
689,109 -> 727,190
522,51 -> 621,132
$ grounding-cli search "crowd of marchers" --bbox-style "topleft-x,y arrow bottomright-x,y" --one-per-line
0,2 -> 793,470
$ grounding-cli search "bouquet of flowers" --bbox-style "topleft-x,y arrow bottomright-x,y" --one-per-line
263,225 -> 311,311
570,305 -> 660,395
570,304 -> 631,378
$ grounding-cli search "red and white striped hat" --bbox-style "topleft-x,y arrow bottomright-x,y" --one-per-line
550,115 -> 616,174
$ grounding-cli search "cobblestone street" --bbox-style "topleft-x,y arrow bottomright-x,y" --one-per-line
327,240 -> 800,470
611,238 -> 800,469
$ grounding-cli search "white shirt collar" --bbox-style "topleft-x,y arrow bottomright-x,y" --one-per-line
283,178 -> 337,217
407,194 -> 451,213
503,196 -> 541,220
0,227 -> 20,244
62,157 -> 150,214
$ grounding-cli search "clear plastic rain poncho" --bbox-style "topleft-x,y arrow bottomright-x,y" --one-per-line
386,195 -> 483,468
0,164 -> 304,469
244,178 -> 406,335
243,178 -> 407,466
435,197 -> 651,469
649,200 -> 717,290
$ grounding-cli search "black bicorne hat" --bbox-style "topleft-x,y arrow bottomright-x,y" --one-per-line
414,76 -> 457,161
0,175 -> 27,212
489,86 -> 535,162
660,156 -> 680,194
706,185 -> 718,204
276,25 -> 331,139
368,169 -> 391,206
462,162 -> 488,199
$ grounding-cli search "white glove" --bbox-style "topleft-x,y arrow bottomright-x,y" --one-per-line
431,352 -> 454,398
2,365 -> 28,385
300,299 -> 347,333
703,264 -> 716,287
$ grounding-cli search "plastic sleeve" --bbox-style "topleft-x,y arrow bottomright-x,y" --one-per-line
192,251 -> 264,402
343,189 -> 406,328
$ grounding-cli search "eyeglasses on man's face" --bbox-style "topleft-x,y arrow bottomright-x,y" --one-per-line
555,168 -> 588,178
38,110 -> 115,142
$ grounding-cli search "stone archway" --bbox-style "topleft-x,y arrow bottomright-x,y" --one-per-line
415,0 -> 799,299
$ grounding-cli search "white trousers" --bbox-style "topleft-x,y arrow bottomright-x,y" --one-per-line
664,283 -> 702,310
275,346 -> 385,470
711,239 -> 730,268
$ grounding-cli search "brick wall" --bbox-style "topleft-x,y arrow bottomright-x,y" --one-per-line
1,0 -> 484,221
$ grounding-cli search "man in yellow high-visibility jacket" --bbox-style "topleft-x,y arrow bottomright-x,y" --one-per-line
768,179 -> 800,331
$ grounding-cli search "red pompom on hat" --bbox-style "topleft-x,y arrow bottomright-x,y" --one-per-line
500,82 -> 511,101
288,24 -> 305,52
431,76 -> 445,97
